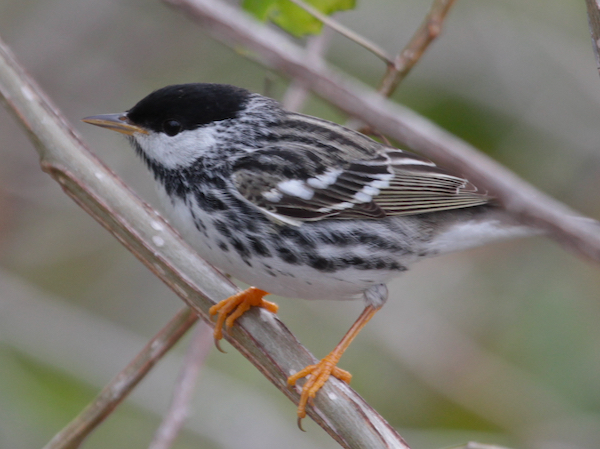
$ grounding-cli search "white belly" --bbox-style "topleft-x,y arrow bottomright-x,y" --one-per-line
159,192 -> 407,301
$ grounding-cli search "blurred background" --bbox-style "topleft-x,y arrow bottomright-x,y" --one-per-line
1,1 -> 600,448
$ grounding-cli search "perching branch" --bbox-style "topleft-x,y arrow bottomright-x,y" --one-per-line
165,0 -> 600,263
0,36 -> 410,449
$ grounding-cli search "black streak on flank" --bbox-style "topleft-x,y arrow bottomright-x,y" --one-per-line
276,247 -> 300,265
247,235 -> 271,257
213,220 -> 232,238
231,238 -> 250,259
307,254 -> 337,273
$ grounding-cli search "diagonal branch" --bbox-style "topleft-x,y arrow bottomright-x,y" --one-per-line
164,0 -> 600,263
585,0 -> 600,78
378,0 -> 457,98
285,0 -> 455,99
0,37 -> 410,449
42,307 -> 198,449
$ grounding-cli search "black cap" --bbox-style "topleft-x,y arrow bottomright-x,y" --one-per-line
126,83 -> 251,134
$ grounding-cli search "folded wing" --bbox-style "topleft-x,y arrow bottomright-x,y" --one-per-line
232,143 -> 490,224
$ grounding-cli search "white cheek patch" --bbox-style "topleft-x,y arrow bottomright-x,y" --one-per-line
133,127 -> 218,169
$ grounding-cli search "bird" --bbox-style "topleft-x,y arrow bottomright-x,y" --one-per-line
83,82 -> 536,425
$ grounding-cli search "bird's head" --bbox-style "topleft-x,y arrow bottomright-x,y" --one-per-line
83,83 -> 252,168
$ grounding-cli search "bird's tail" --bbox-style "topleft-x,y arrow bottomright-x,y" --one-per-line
427,210 -> 599,256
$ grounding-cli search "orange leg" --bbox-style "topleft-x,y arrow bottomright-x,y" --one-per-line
209,287 -> 278,346
287,305 -> 380,427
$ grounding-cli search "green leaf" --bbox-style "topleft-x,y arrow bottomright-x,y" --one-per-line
242,0 -> 356,37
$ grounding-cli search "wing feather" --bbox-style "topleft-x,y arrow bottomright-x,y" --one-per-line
232,134 -> 490,223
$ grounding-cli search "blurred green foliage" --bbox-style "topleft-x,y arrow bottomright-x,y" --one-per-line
243,0 -> 355,36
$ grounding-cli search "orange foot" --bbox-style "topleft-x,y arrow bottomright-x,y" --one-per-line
287,305 -> 380,428
209,287 -> 278,349
287,352 -> 352,427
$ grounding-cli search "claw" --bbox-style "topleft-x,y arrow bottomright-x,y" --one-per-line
214,338 -> 226,353
297,416 -> 306,432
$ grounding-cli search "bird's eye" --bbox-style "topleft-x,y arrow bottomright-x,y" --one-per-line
162,119 -> 182,136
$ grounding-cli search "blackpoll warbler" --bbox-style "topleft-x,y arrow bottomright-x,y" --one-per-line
84,83 -> 535,423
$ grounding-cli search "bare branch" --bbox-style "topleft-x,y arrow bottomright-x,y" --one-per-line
164,0 -> 600,263
43,307 -> 198,449
148,322 -> 212,449
0,37 -> 410,449
586,0 -> 600,78
379,0 -> 457,98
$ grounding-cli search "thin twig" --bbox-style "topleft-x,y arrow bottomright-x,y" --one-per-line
148,322 -> 213,449
287,0 -> 392,64
164,0 -> 600,263
42,307 -> 198,449
378,0 -> 457,98
0,36 -> 410,449
585,0 -> 600,78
